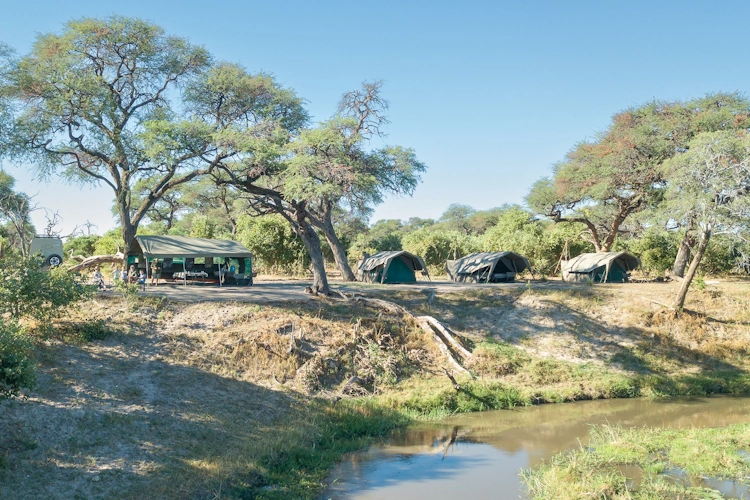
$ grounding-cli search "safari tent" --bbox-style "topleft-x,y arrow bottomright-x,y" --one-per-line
561,252 -> 640,283
356,251 -> 428,284
129,235 -> 254,285
446,251 -> 531,283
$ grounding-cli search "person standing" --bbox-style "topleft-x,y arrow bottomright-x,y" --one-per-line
150,260 -> 161,286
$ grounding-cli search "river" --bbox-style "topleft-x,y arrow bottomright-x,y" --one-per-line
321,396 -> 750,499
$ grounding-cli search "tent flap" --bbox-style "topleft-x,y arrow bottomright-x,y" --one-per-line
133,235 -> 253,259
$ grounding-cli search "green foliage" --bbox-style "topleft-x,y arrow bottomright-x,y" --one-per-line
402,227 -> 479,267
236,214 -> 308,274
701,236 -> 738,275
63,235 -> 101,258
348,219 -> 405,260
0,255 -> 91,323
482,207 -> 593,275
188,214 -> 215,239
0,319 -> 35,400
93,229 -> 123,255
614,229 -> 678,274
75,320 -> 113,342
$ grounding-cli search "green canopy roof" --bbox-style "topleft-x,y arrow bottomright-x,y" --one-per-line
132,236 -> 253,259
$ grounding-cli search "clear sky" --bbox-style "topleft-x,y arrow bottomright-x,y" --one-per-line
2,1 -> 749,236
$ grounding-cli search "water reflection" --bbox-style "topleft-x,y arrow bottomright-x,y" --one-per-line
321,396 -> 750,500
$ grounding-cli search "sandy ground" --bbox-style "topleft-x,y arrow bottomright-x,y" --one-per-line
134,277 -> 552,303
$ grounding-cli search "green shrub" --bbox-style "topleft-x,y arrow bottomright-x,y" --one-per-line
0,255 -> 92,324
236,214 -> 309,274
402,227 -> 479,268
0,320 -> 35,400
76,320 -> 113,342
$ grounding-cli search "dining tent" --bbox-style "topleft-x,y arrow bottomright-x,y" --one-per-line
561,252 -> 640,283
356,251 -> 428,284
446,251 -> 530,283
129,235 -> 254,285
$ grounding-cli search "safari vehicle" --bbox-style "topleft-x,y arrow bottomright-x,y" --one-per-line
30,236 -> 64,267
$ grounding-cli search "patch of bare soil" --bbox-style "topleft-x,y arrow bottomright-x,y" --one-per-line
0,299 -> 295,499
0,296 -> 440,499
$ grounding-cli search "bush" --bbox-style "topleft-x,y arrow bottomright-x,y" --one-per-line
482,207 -> 593,275
236,214 -> 309,274
0,255 -> 92,324
63,235 -> 101,258
614,228 -> 678,274
0,320 -> 35,400
402,227 -> 479,268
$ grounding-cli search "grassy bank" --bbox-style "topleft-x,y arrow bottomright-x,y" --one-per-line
2,280 -> 749,498
520,423 -> 750,499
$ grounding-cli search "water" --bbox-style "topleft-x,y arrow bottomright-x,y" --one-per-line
321,396 -> 750,499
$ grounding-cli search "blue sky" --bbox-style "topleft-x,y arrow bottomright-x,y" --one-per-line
2,1 -> 749,236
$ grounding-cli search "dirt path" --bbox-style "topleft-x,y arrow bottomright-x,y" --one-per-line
0,301 -> 293,499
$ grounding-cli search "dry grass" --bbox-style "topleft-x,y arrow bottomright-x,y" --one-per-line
1,280 -> 749,498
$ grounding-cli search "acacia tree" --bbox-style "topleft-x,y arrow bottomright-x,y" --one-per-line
528,94 -> 750,255
2,17 -> 223,261
0,171 -> 36,256
662,131 -> 750,310
286,81 -> 425,281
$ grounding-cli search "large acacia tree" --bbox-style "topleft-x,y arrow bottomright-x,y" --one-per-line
662,131 -> 750,310
527,94 -> 750,258
1,17 -> 231,260
287,82 -> 425,281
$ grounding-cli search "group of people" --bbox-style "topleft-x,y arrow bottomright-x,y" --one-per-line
91,261 -> 163,290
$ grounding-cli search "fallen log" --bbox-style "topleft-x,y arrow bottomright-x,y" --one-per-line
67,253 -> 124,273
416,317 -> 471,376
418,315 -> 472,360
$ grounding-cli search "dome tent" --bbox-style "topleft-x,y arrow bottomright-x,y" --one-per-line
561,252 -> 640,283
356,251 -> 428,284
446,251 -> 530,283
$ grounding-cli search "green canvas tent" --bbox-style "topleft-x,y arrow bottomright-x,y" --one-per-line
446,251 -> 530,283
356,251 -> 428,284
561,252 -> 639,283
129,235 -> 254,285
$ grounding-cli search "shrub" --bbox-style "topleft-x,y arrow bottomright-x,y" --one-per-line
482,208 -> 593,275
402,227 -> 479,268
0,320 -> 35,400
0,255 -> 92,324
236,214 -> 309,274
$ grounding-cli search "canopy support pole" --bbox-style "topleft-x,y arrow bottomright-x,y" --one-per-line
183,260 -> 187,287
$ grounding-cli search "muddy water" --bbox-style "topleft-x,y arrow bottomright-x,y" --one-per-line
321,396 -> 750,499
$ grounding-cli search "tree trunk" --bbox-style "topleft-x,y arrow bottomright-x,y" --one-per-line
672,225 -> 696,278
121,222 -> 137,270
672,225 -> 711,311
297,219 -> 330,295
318,217 -> 356,281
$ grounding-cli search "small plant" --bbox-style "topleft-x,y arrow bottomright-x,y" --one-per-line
76,320 -> 112,342
693,275 -> 707,290
0,320 -> 35,400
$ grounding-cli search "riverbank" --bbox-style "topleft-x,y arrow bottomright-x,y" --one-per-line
521,422 -> 750,499
1,280 -> 748,498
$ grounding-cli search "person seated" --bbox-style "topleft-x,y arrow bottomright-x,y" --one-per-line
128,264 -> 138,283
138,270 -> 147,284
92,267 -> 106,290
